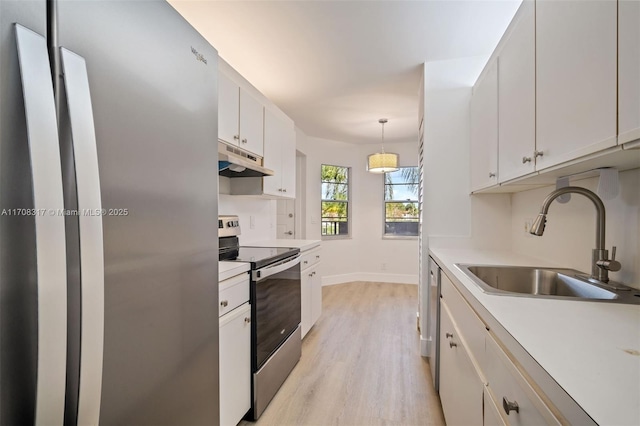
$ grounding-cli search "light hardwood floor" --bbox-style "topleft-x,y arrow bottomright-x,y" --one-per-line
240,281 -> 445,426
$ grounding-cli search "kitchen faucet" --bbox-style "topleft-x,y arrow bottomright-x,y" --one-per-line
529,186 -> 621,283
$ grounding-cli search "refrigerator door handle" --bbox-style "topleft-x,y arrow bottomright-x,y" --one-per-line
14,24 -> 67,426
60,47 -> 105,426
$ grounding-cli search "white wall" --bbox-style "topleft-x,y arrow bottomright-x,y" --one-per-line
423,60 -> 512,251
218,177 -> 277,244
511,169 -> 640,289
296,129 -> 420,285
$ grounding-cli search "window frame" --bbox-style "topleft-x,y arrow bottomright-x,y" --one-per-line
321,164 -> 351,240
382,166 -> 419,239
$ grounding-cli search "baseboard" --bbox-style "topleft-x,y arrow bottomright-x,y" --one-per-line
322,272 -> 418,286
420,335 -> 431,358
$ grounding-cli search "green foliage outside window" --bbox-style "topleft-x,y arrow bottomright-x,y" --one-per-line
321,165 -> 349,236
384,167 -> 419,236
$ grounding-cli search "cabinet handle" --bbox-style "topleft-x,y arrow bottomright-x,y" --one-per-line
242,138 -> 247,144
220,300 -> 228,307
445,332 -> 453,339
233,135 -> 239,140
522,156 -> 532,164
489,172 -> 496,178
502,397 -> 519,415
303,260 -> 308,264
449,341 -> 457,348
308,273 -> 313,277
534,150 -> 544,159
244,317 -> 251,324
283,188 -> 287,192
316,255 -> 320,259
278,188 -> 283,192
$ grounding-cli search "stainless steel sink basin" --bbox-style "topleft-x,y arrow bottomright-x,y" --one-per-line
456,264 -> 640,304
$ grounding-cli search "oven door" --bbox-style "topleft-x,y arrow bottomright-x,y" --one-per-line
252,254 -> 301,370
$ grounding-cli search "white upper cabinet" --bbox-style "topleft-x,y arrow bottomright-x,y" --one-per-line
218,72 -> 240,146
535,0 -> 617,170
470,58 -> 499,192
498,0 -> 535,183
619,0 -> 640,144
263,108 -> 296,198
218,71 -> 264,157
239,89 -> 265,156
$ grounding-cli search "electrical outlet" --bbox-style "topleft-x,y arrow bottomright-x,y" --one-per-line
381,263 -> 387,271
311,215 -> 317,224
249,215 -> 255,229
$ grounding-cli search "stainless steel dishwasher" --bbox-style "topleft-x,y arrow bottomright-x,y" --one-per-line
428,256 -> 441,392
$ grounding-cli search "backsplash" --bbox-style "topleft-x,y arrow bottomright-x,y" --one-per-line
218,179 -> 277,244
511,168 -> 640,289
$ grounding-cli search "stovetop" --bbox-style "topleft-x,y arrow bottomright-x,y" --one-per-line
219,245 -> 299,269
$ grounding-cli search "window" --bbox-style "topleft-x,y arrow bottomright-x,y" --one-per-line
384,167 -> 419,237
321,164 -> 350,237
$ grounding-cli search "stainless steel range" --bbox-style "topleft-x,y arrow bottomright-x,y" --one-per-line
219,216 -> 302,419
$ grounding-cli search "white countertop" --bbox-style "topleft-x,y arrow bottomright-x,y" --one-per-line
243,239 -> 321,252
219,261 -> 250,282
430,248 -> 640,426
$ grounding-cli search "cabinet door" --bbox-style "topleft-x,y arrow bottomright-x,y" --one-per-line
619,0 -> 640,144
239,89 -> 264,157
310,265 -> 322,327
263,109 -> 284,196
300,268 -> 312,338
218,72 -> 240,146
498,0 -> 535,183
484,388 -> 508,426
536,0 -> 616,169
439,302 -> 484,426
219,303 -> 251,426
280,123 -> 296,198
470,59 -> 498,191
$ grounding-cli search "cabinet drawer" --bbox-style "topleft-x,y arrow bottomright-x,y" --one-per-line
219,272 -> 250,317
441,272 -> 488,373
300,247 -> 321,271
485,334 -> 561,425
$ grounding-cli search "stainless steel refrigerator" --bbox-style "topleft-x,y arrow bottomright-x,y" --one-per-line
0,1 -> 219,424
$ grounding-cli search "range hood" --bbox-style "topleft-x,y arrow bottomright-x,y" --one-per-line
218,141 -> 274,178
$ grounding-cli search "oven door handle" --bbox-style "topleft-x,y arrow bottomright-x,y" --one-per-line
253,254 -> 301,281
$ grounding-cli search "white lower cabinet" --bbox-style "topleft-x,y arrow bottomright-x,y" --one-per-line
219,272 -> 251,426
438,270 -> 565,426
219,303 -> 251,426
300,246 -> 322,338
439,302 -> 484,425
484,332 -> 560,426
484,387 -> 508,426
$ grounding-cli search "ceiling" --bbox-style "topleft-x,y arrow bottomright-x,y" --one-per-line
169,0 -> 521,145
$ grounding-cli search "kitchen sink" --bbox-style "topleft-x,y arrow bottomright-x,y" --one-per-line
455,264 -> 640,304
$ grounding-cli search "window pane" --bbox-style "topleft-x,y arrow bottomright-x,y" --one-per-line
385,167 -> 419,184
385,201 -> 419,236
385,184 -> 419,201
321,201 -> 349,236
321,164 -> 350,238
385,202 -> 419,220
321,165 -> 349,184
321,201 -> 348,219
322,183 -> 348,201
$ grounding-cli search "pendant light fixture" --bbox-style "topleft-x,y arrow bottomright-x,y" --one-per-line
367,118 -> 399,173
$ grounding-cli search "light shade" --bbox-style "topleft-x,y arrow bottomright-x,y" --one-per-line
367,152 -> 399,173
